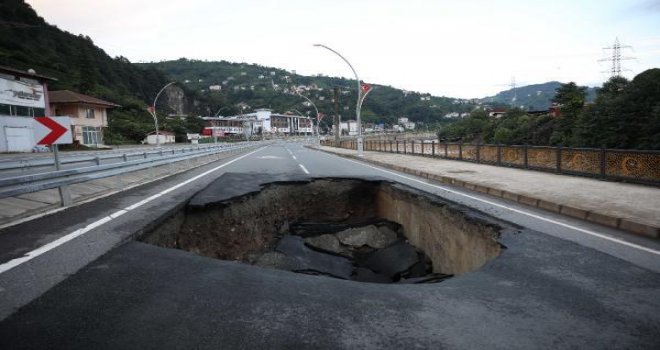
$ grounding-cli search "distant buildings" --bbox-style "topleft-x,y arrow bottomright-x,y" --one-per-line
202,108 -> 314,137
488,108 -> 507,118
397,117 -> 416,130
444,112 -> 469,118
144,130 -> 175,145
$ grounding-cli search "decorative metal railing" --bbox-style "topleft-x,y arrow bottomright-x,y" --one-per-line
322,139 -> 660,186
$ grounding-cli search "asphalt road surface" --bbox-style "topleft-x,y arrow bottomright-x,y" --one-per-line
0,141 -> 658,349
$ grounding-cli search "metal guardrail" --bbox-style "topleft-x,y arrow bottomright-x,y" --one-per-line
0,142 -> 261,204
0,144 -> 236,172
324,139 -> 660,186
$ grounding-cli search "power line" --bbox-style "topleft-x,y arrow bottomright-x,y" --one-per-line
598,37 -> 635,78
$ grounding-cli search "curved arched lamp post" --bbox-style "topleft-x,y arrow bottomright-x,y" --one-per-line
148,81 -> 176,147
313,44 -> 364,156
295,92 -> 321,144
211,106 -> 232,143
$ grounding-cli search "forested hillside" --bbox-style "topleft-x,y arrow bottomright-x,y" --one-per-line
140,59 -> 476,127
0,0 -> 205,143
438,70 -> 660,149
481,82 -> 597,110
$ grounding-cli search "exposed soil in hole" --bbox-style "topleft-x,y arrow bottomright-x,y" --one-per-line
141,177 -> 503,283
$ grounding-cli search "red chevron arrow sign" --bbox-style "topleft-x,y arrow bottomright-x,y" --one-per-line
33,116 -> 72,145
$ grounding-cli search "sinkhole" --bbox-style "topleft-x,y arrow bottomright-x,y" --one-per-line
140,175 -> 505,284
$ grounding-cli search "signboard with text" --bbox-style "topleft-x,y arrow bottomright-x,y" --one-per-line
0,78 -> 46,108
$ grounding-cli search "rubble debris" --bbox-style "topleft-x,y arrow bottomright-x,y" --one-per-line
275,235 -> 353,279
304,234 -> 352,258
364,243 -> 420,279
335,225 -> 397,249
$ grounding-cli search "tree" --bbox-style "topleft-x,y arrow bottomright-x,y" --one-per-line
573,76 -> 629,147
616,69 -> 660,149
551,82 -> 587,144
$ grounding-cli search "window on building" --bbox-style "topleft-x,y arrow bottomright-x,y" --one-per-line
82,126 -> 102,145
14,106 -> 32,117
33,107 -> 45,117
0,104 -> 10,116
85,108 -> 95,119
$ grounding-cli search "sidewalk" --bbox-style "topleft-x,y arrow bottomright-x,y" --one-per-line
0,148 -> 248,228
318,146 -> 660,238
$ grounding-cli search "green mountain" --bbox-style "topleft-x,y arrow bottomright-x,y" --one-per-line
481,81 -> 597,110
139,59 -> 476,127
0,0 -> 206,143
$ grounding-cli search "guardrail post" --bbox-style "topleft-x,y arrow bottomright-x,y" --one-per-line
390,140 -> 393,152
524,144 -> 529,169
432,141 -> 436,157
497,144 -> 502,166
458,142 -> 463,160
143,152 -> 148,159
123,154 -> 128,162
53,145 -> 72,206
556,146 -> 562,174
404,140 -> 407,154
95,156 -> 101,166
411,140 -> 414,154
421,140 -> 425,155
600,146 -> 606,179
396,141 -> 400,153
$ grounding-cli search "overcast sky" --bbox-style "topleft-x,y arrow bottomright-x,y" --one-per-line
26,0 -> 660,98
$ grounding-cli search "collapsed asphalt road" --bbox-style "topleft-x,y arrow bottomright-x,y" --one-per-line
1,170 -> 659,349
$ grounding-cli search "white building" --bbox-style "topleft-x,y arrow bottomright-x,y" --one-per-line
340,120 -> 359,136
397,117 -> 416,130
209,85 -> 222,91
0,66 -> 56,152
203,108 -> 313,136
144,130 -> 176,145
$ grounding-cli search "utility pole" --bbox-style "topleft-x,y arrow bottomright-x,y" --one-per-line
333,86 -> 340,144
599,37 -> 635,78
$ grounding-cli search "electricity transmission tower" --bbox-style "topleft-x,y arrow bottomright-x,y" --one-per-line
599,37 -> 635,78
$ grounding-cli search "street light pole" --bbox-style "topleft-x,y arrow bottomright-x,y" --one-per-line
212,106 -> 231,144
149,81 -> 176,148
296,92 -> 320,146
313,44 -> 364,156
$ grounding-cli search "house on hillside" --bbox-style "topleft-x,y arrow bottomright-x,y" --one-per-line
397,117 -> 416,130
49,90 -> 120,147
0,66 -> 57,152
488,108 -> 507,118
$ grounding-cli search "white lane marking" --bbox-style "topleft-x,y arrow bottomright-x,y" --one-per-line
299,164 -> 310,174
292,156 -> 297,160
0,147 -> 267,274
339,156 -> 660,256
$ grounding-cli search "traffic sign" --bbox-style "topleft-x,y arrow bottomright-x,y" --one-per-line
33,116 -> 73,145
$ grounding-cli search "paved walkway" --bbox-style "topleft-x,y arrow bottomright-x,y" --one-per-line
319,147 -> 660,238
0,148 -> 250,228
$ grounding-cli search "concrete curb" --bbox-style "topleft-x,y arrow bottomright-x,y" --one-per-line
314,147 -> 659,239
